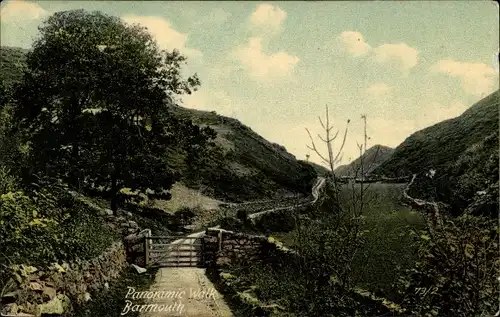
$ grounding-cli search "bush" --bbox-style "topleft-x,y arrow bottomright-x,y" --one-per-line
0,187 -> 116,266
0,166 -> 18,194
398,214 -> 499,316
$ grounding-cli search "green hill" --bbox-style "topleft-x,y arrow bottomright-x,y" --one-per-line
375,90 -> 499,177
375,90 -> 499,216
334,144 -> 394,177
0,46 -> 317,202
170,106 -> 317,201
307,161 -> 330,176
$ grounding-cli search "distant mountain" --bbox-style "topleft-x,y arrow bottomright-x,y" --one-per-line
375,90 -> 499,178
334,145 -> 394,177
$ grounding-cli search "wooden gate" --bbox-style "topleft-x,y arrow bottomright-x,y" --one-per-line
144,236 -> 205,267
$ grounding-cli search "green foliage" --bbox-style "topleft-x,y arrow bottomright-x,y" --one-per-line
339,184 -> 425,295
398,214 -> 499,316
407,132 -> 499,217
0,167 -> 19,194
11,10 -> 211,212
0,46 -> 28,86
237,208 -> 249,221
0,82 -> 25,175
0,187 -> 116,266
218,186 -> 390,316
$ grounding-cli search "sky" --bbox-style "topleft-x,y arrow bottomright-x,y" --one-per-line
1,0 -> 499,167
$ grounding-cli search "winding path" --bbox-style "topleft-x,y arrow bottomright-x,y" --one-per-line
138,177 -> 326,317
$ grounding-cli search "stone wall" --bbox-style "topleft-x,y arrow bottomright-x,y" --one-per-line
402,174 -> 451,228
1,242 -> 127,317
123,230 -> 151,267
205,229 -> 404,316
203,229 -> 297,267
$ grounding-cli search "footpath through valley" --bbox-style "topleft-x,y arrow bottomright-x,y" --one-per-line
134,177 -> 325,317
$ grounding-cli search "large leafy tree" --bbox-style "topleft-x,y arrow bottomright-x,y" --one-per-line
14,9 -> 213,212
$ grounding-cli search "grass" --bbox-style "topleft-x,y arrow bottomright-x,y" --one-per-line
275,183 -> 424,297
152,182 -> 222,214
343,184 -> 424,295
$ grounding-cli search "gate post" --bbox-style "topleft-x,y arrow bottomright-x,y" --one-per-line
218,230 -> 222,252
144,236 -> 150,267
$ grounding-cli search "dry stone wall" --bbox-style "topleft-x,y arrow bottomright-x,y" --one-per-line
203,229 -> 298,267
1,242 -> 127,317
401,174 -> 451,227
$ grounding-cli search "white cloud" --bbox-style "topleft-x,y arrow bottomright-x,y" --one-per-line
122,14 -> 202,60
337,31 -> 419,71
430,59 -> 499,96
0,0 -> 47,22
373,43 -> 419,70
337,31 -> 371,57
366,83 -> 392,99
250,3 -> 287,31
231,37 -> 299,81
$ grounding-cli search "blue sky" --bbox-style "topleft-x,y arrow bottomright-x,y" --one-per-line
1,0 -> 499,167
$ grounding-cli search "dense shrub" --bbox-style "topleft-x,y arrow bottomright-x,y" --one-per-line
397,214 -> 499,316
0,166 -> 18,194
0,187 -> 116,266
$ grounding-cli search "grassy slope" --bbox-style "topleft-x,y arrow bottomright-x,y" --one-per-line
374,90 -> 499,215
334,145 -> 394,177
307,161 -> 330,176
274,183 -> 424,296
171,106 -> 318,201
375,90 -> 499,177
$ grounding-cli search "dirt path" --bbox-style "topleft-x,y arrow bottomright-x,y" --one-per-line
138,267 -> 233,317
248,176 -> 325,219
136,177 -> 325,316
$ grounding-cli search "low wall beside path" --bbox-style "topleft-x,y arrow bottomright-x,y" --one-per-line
1,242 -> 127,317
202,228 -> 296,267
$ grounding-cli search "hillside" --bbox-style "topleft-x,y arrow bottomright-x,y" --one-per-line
334,144 -> 394,177
0,46 -> 317,203
375,90 -> 499,177
307,161 -> 330,176
0,46 -> 29,86
170,106 -> 317,201
375,90 -> 499,216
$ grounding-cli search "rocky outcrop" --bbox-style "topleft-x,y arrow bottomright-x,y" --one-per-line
1,242 -> 127,317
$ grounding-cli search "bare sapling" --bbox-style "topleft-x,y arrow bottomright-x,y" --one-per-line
295,109 -> 380,292
306,104 -> 350,201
